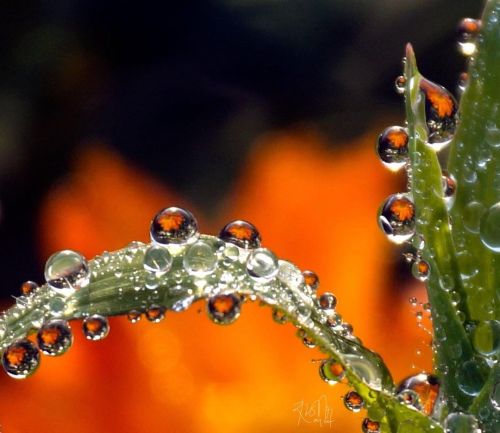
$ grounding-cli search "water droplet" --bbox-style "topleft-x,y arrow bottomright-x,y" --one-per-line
44,250 -> 90,296
486,122 -> 500,148
463,201 -> 486,234
272,308 -> 287,324
472,320 -> 500,356
2,339 -> 40,379
183,240 -> 218,276
222,244 -> 239,263
246,248 -> 279,281
127,310 -> 142,323
302,334 -> 316,348
412,260 -> 430,282
442,173 -> 457,208
37,319 -> 73,356
344,390 -> 364,412
376,126 -> 409,171
20,281 -> 38,296
409,297 -> 418,307
143,245 -> 173,275
490,381 -> 500,410
319,359 -> 345,385
396,373 -> 440,415
456,359 -> 486,396
319,293 -> 337,310
362,418 -> 381,433
444,412 -> 479,433
344,354 -> 383,390
82,315 -> 109,341
457,18 -> 481,57
302,270 -> 319,291
457,72 -> 469,94
150,207 -> 198,245
219,220 -> 262,251
207,294 -> 241,325
145,305 -> 166,323
480,203 -> 500,252
378,194 -> 416,244
395,75 -> 406,95
420,78 -> 458,150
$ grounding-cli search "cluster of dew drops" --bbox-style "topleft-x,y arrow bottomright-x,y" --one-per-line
377,16 -> 500,432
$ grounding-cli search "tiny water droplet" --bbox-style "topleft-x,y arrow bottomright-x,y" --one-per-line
396,373 -> 440,415
420,78 -> 458,150
409,297 -> 418,307
20,281 -> 38,296
442,173 -> 457,208
143,245 -> 173,275
302,270 -> 319,291
219,220 -> 261,249
127,310 -> 142,323
395,75 -> 406,95
183,240 -> 218,276
2,339 -> 40,379
412,260 -> 430,282
48,296 -> 66,315
344,390 -> 364,412
44,250 -> 90,296
376,126 -> 409,171
150,207 -> 198,245
444,412 -> 479,433
319,292 -> 337,311
37,319 -> 73,356
82,315 -> 109,341
490,381 -> 500,410
145,305 -> 166,323
207,294 -> 241,325
480,203 -> 500,252
362,418 -> 381,433
457,72 -> 469,94
246,248 -> 279,281
457,18 -> 481,57
319,359 -> 345,385
272,308 -> 287,324
378,194 -> 416,244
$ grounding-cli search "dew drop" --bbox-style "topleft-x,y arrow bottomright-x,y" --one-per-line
376,126 -> 409,171
457,18 -> 481,57
344,390 -> 364,412
444,412 -> 480,433
20,281 -> 38,296
396,373 -> 440,415
472,320 -> 500,356
48,296 -> 66,315
207,294 -> 241,325
37,319 -> 73,356
246,248 -> 279,281
150,207 -> 198,245
480,203 -> 500,252
395,75 -> 406,95
219,220 -> 261,249
491,381 -> 500,410
319,359 -> 345,385
362,418 -> 381,433
145,305 -> 166,323
378,194 -> 416,244
457,72 -> 469,94
272,308 -> 287,324
412,259 -> 430,282
44,250 -> 90,296
419,78 -> 458,150
2,339 -> 40,379
442,173 -> 457,208
456,359 -> 487,396
463,201 -> 486,234
319,292 -> 337,310
127,310 -> 142,323
486,122 -> 500,148
143,245 -> 173,275
302,270 -> 319,291
183,240 -> 218,276
82,315 -> 109,341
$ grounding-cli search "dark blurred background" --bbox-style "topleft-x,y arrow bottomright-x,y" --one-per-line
0,0 -> 481,294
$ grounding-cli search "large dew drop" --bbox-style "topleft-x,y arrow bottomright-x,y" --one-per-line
183,240 -> 218,276
396,373 -> 440,415
378,194 -> 416,244
343,390 -> 364,412
472,320 -> 500,356
150,207 -> 198,245
37,319 -> 73,356
376,126 -> 409,171
44,250 -> 90,296
82,315 -> 110,341
246,248 -> 279,281
2,339 -> 40,379
456,359 -> 487,396
419,78 -> 458,150
412,259 -> 430,282
479,203 -> 500,252
444,412 -> 480,433
219,220 -> 261,249
143,245 -> 173,275
207,294 -> 241,325
362,418 -> 381,433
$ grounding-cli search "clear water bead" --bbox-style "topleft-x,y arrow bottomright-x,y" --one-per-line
472,320 -> 500,356
376,126 -> 409,171
412,260 -> 430,282
444,412 -> 480,433
456,359 -> 486,396
44,250 -> 90,296
183,240 -> 217,276
150,207 -> 198,245
246,248 -> 279,281
463,201 -> 486,233
319,359 -> 345,385
127,310 -> 142,323
480,203 -> 500,252
82,315 -> 110,341
2,339 -> 40,379
37,319 -> 73,356
378,194 -> 416,244
302,270 -> 319,291
143,245 -> 173,275
207,294 -> 241,325
395,75 -> 406,95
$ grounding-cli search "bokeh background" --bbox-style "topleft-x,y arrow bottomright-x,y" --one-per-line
0,1 -> 483,432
